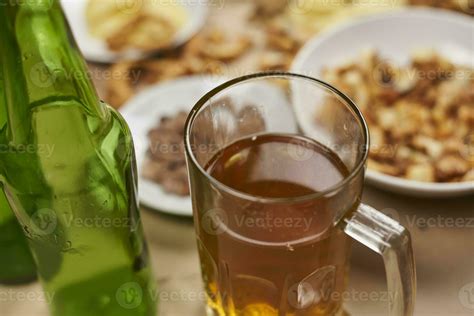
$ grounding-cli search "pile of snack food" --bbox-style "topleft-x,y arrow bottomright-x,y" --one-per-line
142,112 -> 190,196
87,0 -> 187,52
106,28 -> 259,107
322,50 -> 473,183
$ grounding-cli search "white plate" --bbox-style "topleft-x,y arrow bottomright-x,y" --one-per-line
62,0 -> 208,63
292,8 -> 474,197
120,76 -> 226,216
120,75 -> 299,215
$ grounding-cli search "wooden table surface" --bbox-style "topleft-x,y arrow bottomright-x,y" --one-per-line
2,186 -> 473,316
1,2 -> 473,316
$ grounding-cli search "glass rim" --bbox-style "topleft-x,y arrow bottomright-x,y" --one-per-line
184,72 -> 370,204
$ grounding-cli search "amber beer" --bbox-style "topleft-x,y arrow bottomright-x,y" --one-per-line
196,134 -> 353,315
185,74 -> 415,316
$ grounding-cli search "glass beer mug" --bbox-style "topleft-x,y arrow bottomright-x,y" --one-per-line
184,73 -> 416,316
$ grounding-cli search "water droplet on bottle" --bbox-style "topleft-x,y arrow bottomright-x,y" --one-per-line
287,244 -> 294,252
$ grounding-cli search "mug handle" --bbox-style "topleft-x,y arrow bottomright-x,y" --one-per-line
342,204 -> 416,316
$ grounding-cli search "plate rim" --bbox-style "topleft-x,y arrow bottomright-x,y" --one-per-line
292,7 -> 474,74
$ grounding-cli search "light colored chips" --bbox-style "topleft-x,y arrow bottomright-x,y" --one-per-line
86,0 -> 188,52
323,50 -> 473,183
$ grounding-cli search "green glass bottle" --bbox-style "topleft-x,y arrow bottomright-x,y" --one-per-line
0,1 -> 156,315
0,64 -> 37,285
0,188 -> 37,284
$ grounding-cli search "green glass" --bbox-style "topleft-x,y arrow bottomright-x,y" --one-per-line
0,1 -> 156,315
0,62 -> 37,285
0,188 -> 37,284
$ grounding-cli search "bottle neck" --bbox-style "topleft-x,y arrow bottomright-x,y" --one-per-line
0,0 -> 105,145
